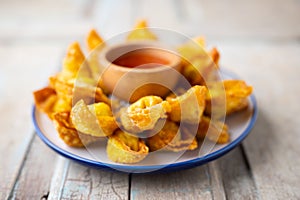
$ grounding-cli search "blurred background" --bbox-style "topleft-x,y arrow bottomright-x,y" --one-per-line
1,0 -> 300,41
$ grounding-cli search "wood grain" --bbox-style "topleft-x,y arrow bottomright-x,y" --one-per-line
218,146 -> 258,200
218,42 -> 300,199
8,135 -> 58,200
130,166 -> 212,200
48,157 -> 71,200
0,43 -> 64,199
207,161 -> 226,200
59,162 -> 129,200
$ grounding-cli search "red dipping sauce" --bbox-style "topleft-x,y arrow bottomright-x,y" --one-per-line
112,49 -> 170,69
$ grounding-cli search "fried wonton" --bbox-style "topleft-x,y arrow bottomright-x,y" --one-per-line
167,85 -> 207,124
46,41 -> 109,106
60,42 -> 92,81
33,87 -> 58,118
107,130 -> 149,163
86,29 -> 105,51
196,116 -> 230,144
71,100 -> 118,137
120,96 -> 171,133
206,80 -> 253,117
52,97 -> 72,113
177,37 -> 220,85
57,42 -> 95,93
53,111 -> 102,147
127,19 -> 157,41
86,29 -> 108,91
177,36 -> 206,62
209,47 -> 220,67
33,86 -> 72,118
147,120 -> 197,152
49,75 -> 110,105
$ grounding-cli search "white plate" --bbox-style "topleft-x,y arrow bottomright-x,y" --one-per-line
32,70 -> 257,173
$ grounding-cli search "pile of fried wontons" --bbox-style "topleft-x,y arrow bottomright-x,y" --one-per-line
33,20 -> 253,164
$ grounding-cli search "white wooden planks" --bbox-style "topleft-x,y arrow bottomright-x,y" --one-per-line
218,147 -> 258,200
0,43 -> 64,199
8,135 -> 58,200
58,162 -> 129,200
217,41 -> 300,199
131,166 -> 212,200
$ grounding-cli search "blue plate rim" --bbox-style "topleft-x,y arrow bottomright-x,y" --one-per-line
32,69 -> 258,173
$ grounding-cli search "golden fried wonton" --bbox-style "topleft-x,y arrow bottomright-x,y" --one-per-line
205,80 -> 253,117
48,41 -> 109,107
86,29 -> 109,90
107,130 -> 149,163
86,29 -> 105,51
127,19 -> 158,41
177,37 -> 221,85
197,116 -> 230,144
167,85 -> 207,124
147,120 -> 198,152
53,111 -> 102,147
49,75 -> 110,105
60,42 -> 92,81
120,96 -> 171,133
33,87 -> 57,118
71,100 -> 118,137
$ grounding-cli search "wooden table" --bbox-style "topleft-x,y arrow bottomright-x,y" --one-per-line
1,0 -> 300,199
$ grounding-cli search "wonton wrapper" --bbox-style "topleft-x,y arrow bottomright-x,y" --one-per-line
167,85 -> 207,124
147,120 -> 197,152
107,130 -> 149,164
127,19 -> 157,41
71,100 -> 118,137
53,112 -> 102,147
206,80 -> 253,117
120,96 -> 171,133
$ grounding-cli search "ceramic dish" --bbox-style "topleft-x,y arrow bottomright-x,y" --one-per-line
32,69 -> 257,173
